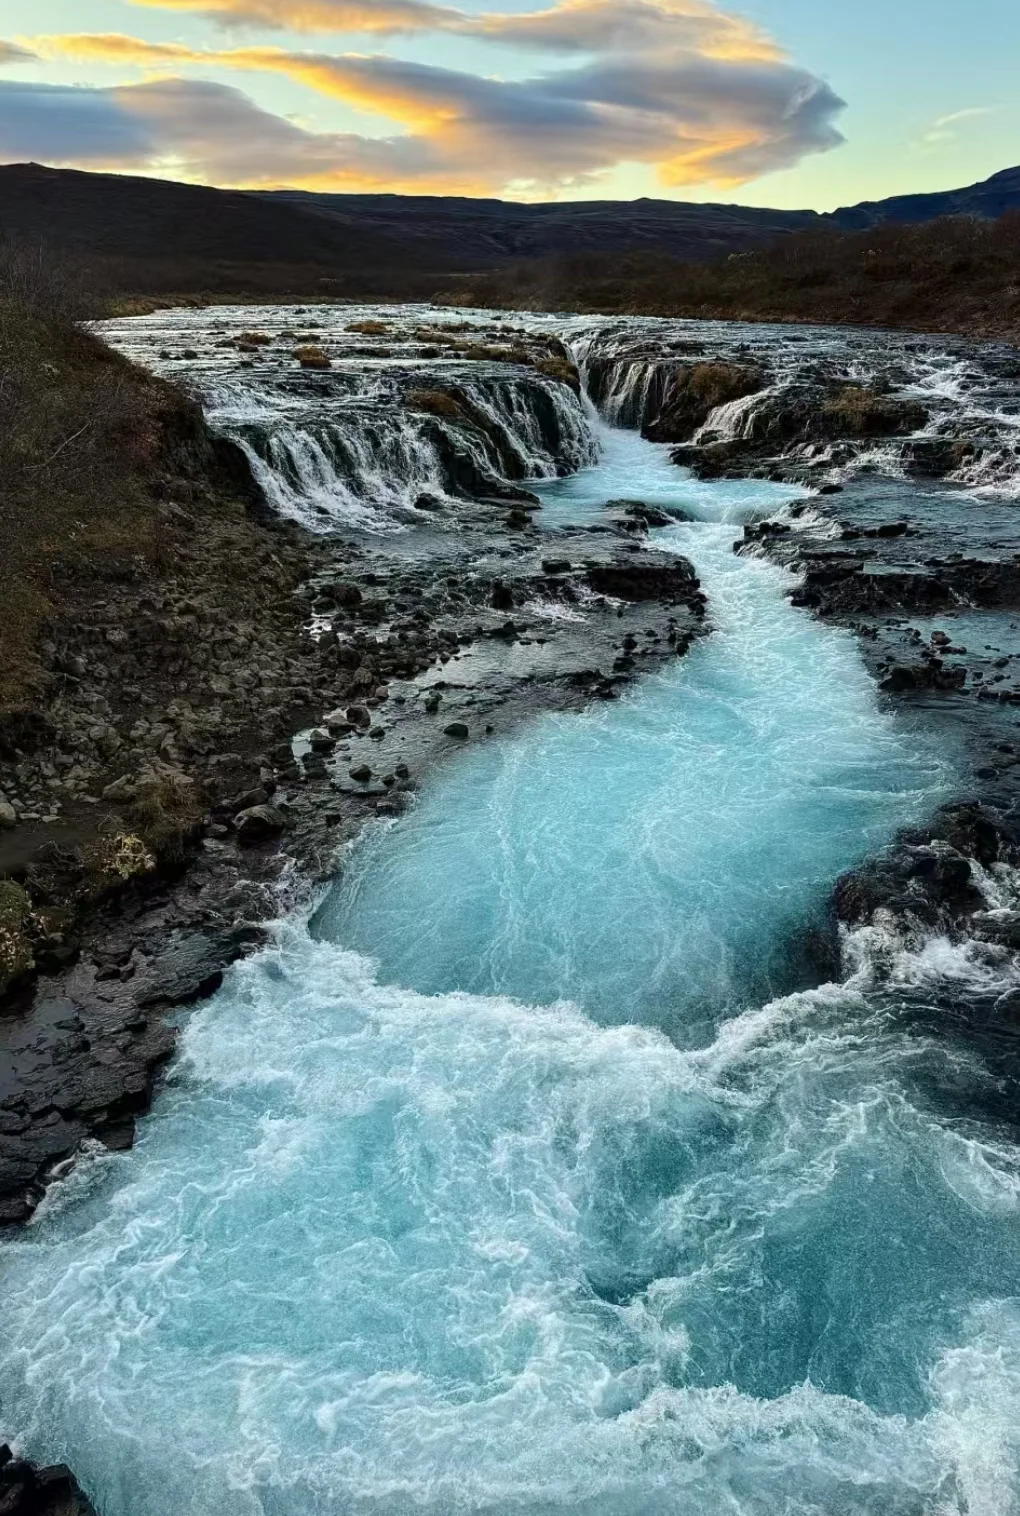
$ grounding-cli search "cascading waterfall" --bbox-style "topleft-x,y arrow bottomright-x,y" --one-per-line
5,313 -> 1020,1516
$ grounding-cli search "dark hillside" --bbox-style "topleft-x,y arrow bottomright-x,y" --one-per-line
831,165 -> 1020,231
1,160 -> 1019,305
0,163 -> 442,298
447,213 -> 1020,345
259,189 -> 821,266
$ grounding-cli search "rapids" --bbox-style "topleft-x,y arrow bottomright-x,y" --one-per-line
3,316 -> 1020,1516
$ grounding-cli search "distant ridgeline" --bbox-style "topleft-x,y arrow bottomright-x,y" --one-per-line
0,161 -> 1018,336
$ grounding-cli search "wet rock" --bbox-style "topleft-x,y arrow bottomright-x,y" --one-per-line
349,765 -> 373,782
901,438 -> 977,476
585,555 -> 702,605
0,1447 -> 97,1515
444,722 -> 470,740
644,363 -> 765,444
233,804 -> 286,843
834,842 -> 981,928
972,911 -> 1020,950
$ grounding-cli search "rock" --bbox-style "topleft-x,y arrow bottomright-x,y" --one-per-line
101,775 -> 137,802
444,722 -> 470,740
901,438 -> 976,477
491,581 -> 515,611
233,804 -> 286,843
346,705 -> 371,727
0,802 -> 15,828
349,764 -> 373,782
308,729 -> 335,753
585,556 -> 701,605
644,363 -> 766,443
972,911 -> 1020,950
541,559 -> 571,575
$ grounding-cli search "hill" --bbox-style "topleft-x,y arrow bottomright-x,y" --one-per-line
260,165 -> 1020,268
0,163 -> 443,299
257,190 -> 821,267
0,160 -> 1018,317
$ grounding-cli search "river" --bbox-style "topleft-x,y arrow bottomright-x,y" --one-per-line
2,309 -> 1020,1516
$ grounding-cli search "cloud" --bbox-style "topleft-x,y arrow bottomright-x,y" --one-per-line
920,105 -> 996,147
121,0 -> 460,33
0,40 -> 37,62
0,76 -> 432,187
16,1 -> 846,194
28,10 -> 846,195
472,0 -> 782,62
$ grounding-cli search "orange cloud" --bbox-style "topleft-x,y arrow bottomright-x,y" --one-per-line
121,0 -> 461,33
19,3 -> 846,197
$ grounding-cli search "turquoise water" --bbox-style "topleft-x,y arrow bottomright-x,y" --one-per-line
3,422 -> 1020,1516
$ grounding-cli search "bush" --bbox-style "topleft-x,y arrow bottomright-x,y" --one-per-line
293,345 -> 331,369
0,881 -> 34,996
128,768 -> 204,861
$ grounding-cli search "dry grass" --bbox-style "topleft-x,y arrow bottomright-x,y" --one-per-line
127,768 -> 204,862
407,388 -> 462,419
294,344 -> 331,369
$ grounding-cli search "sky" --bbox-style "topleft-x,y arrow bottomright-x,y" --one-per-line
0,0 -> 1017,209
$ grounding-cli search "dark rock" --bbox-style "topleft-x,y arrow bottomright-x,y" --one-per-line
444,722 -> 470,740
233,804 -> 286,843
349,765 -> 373,782
585,555 -> 702,605
901,438 -> 976,477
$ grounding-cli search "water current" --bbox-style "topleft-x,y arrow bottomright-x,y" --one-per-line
3,324 -> 1020,1516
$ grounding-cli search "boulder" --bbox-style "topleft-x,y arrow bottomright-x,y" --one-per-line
585,555 -> 701,604
233,804 -> 286,843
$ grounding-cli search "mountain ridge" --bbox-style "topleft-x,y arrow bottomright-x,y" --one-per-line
0,160 -> 1017,300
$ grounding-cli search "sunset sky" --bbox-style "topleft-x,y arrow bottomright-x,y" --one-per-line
0,0 -> 1017,207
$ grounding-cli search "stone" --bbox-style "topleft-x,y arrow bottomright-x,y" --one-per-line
349,765 -> 373,782
0,802 -> 15,828
444,722 -> 470,740
233,804 -> 286,843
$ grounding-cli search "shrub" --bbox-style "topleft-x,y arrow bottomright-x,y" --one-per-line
294,345 -> 331,369
0,881 -> 34,997
128,768 -> 204,861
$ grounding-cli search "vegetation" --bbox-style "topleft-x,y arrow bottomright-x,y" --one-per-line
407,389 -> 463,419
447,213 -> 1020,344
294,344 -> 331,369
